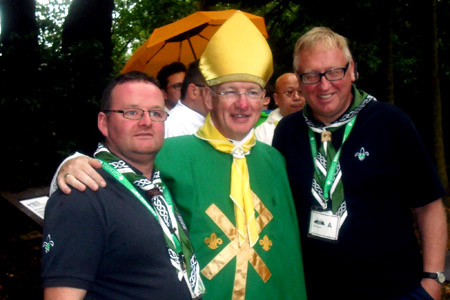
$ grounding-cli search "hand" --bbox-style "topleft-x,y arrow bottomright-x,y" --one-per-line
57,157 -> 105,194
421,278 -> 442,300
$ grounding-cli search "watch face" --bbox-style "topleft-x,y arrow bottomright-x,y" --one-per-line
437,272 -> 445,284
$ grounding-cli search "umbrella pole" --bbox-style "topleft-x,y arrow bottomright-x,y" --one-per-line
187,38 -> 198,60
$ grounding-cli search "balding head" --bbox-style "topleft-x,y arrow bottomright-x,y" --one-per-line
274,73 -> 305,116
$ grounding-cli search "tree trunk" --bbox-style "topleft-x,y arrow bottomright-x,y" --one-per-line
54,0 -> 115,154
62,0 -> 114,55
61,0 -> 114,91
0,0 -> 39,99
430,0 -> 449,204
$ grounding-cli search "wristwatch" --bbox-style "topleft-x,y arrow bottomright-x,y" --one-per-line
423,272 -> 446,284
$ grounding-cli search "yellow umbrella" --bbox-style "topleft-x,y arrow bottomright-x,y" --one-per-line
121,9 -> 268,77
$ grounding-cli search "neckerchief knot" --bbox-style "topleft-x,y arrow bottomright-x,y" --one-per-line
232,146 -> 246,158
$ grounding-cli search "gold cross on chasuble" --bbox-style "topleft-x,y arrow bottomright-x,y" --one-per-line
201,192 -> 273,300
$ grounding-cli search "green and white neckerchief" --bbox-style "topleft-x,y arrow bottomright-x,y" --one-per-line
94,144 -> 205,299
304,87 -> 375,218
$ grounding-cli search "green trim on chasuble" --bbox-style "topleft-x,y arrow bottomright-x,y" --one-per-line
156,135 -> 307,300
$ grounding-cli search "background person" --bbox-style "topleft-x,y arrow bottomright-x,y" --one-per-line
157,62 -> 186,110
255,72 -> 305,144
165,60 -> 210,138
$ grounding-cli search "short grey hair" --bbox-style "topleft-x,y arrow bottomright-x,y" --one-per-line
293,27 -> 353,73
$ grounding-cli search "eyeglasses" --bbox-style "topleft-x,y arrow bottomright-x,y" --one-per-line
297,62 -> 350,84
279,90 -> 302,98
214,89 -> 264,101
103,108 -> 169,122
167,82 -> 183,90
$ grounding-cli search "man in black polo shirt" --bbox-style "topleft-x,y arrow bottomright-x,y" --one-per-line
41,72 -> 204,299
273,27 -> 447,300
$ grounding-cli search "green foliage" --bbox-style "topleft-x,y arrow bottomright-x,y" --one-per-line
111,0 -> 201,74
35,0 -> 70,50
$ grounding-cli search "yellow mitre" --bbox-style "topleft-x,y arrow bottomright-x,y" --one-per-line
200,11 -> 273,87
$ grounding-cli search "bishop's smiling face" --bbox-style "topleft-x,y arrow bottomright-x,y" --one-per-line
207,81 -> 264,141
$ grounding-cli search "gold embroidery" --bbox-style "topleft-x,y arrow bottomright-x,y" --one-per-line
205,233 -> 223,250
201,192 -> 273,300
259,235 -> 272,251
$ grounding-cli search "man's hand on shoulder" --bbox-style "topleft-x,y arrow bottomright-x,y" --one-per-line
44,287 -> 87,300
57,156 -> 105,194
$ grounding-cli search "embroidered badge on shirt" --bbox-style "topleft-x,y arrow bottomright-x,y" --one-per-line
42,234 -> 54,253
355,147 -> 369,161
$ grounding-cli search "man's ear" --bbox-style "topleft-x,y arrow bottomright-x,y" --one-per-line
204,87 -> 214,110
98,112 -> 108,138
350,61 -> 358,82
187,83 -> 198,98
273,92 -> 280,106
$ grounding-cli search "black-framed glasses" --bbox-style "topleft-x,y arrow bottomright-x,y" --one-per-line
213,89 -> 264,101
297,62 -> 350,84
280,90 -> 302,98
167,82 -> 183,90
103,108 -> 168,122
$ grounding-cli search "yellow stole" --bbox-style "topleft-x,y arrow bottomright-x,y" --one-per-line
195,114 -> 259,247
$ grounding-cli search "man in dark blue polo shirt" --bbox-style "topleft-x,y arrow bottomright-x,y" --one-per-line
273,27 -> 447,300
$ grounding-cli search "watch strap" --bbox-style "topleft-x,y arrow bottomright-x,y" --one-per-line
423,271 -> 445,284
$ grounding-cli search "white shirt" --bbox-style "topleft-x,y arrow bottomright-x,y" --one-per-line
255,108 -> 283,145
165,100 -> 206,138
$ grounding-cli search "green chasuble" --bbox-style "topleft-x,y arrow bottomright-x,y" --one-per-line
155,135 -> 307,300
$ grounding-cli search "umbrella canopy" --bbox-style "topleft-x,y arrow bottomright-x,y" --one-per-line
121,9 -> 268,77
